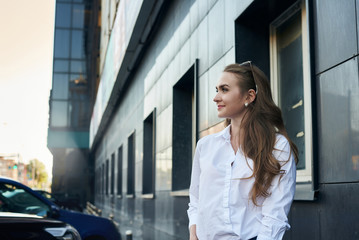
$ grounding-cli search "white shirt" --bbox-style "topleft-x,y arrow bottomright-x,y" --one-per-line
187,125 -> 296,240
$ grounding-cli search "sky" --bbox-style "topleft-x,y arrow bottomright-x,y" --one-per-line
0,0 -> 56,178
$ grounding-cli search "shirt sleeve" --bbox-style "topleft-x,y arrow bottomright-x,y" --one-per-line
187,138 -> 202,228
257,136 -> 297,240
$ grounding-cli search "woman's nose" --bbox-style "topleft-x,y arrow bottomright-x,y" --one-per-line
213,93 -> 220,102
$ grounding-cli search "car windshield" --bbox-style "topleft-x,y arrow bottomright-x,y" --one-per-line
0,182 -> 50,217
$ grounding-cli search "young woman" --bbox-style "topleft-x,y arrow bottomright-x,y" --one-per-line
187,62 -> 298,240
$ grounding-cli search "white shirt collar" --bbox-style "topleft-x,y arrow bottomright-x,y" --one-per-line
215,124 -> 231,142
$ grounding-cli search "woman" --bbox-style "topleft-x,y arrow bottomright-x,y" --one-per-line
187,62 -> 298,240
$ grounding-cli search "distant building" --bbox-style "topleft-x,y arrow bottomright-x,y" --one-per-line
0,156 -> 18,180
47,0 -> 101,206
89,0 -> 359,239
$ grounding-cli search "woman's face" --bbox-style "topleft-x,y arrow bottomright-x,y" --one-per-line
213,72 -> 248,120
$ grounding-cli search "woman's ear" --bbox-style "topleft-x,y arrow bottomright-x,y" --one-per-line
247,89 -> 256,103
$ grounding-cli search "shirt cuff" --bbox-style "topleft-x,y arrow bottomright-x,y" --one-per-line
188,214 -> 198,229
258,216 -> 289,240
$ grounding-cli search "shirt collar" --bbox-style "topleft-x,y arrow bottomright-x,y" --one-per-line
216,124 -> 231,141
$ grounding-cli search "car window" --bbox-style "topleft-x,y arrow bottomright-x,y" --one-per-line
0,183 -> 50,217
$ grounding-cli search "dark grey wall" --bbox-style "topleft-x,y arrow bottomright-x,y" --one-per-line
284,1 -> 359,239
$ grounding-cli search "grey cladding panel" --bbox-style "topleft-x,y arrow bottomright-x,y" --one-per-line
318,57 -> 359,183
314,0 -> 357,73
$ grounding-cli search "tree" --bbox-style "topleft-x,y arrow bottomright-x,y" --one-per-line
26,159 -> 48,189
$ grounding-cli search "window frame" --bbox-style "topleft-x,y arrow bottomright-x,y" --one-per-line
269,0 -> 313,183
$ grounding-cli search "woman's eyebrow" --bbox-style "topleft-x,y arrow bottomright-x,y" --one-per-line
216,84 -> 230,89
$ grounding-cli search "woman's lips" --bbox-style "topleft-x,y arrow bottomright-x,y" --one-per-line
217,105 -> 225,110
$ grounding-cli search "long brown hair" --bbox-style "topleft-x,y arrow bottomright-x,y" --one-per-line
224,62 -> 298,206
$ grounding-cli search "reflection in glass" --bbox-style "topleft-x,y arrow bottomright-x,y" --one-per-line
54,60 -> 69,72
55,3 -> 71,28
54,29 -> 70,58
71,30 -> 85,58
72,4 -> 85,28
51,101 -> 68,127
69,100 -> 88,128
70,60 -> 86,73
276,11 -> 305,169
52,74 -> 69,99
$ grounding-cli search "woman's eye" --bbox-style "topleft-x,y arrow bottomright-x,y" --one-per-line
222,88 -> 228,92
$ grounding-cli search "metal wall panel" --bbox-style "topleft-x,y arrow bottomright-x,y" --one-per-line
208,0 -> 225,67
198,72 -> 209,131
318,57 -> 359,183
314,0 -> 357,74
207,57 -> 225,128
285,202 -> 321,240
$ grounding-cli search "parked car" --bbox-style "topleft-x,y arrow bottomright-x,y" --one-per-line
0,212 -> 81,240
0,177 -> 121,240
35,190 -> 83,212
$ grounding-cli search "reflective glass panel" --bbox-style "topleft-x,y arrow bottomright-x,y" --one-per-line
52,73 -> 69,99
54,60 -> 69,72
54,29 -> 70,58
72,4 -> 85,28
276,11 -> 305,169
69,73 -> 87,100
70,60 -> 86,73
55,3 -> 71,28
51,101 -> 68,127
69,100 -> 88,128
71,30 -> 85,59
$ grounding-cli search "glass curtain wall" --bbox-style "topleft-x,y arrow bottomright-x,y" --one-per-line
50,0 -> 91,130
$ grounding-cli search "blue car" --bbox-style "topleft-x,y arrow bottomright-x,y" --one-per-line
0,177 -> 121,240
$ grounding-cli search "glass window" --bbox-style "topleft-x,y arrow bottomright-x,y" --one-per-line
50,101 -> 68,127
106,159 -> 109,195
70,60 -> 86,73
117,146 -> 123,196
52,73 -> 69,100
102,164 -> 105,195
143,110 -> 156,195
111,154 -> 115,195
72,4 -> 85,28
55,3 -> 71,28
127,133 -> 135,196
0,182 -> 50,216
172,65 -> 196,192
71,30 -> 85,59
276,11 -> 304,169
54,29 -> 70,58
270,0 -> 312,182
54,60 -> 69,72
69,100 -> 88,128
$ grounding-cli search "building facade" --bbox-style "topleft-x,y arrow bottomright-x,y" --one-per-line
48,0 -> 101,207
89,0 -> 358,239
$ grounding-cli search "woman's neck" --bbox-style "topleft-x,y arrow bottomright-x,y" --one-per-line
230,118 -> 243,151
230,118 -> 242,136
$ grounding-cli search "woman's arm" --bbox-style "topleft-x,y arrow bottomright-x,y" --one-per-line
257,137 -> 297,240
189,225 -> 198,240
